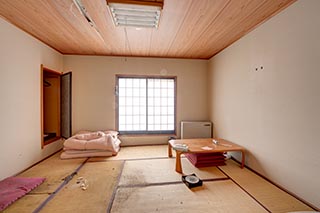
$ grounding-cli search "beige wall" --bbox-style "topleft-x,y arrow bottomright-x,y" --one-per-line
208,0 -> 320,208
63,56 -> 209,145
0,19 -> 63,180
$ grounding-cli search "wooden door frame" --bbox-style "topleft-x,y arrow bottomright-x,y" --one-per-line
40,64 -> 63,148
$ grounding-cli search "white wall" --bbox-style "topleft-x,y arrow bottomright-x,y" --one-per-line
208,0 -> 320,208
63,56 -> 209,145
0,19 -> 63,180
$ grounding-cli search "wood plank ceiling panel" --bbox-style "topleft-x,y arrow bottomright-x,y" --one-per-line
202,0 -> 296,59
0,0 -> 297,58
0,0 -> 109,54
125,27 -> 152,56
148,0 -> 193,57
49,0 -> 108,54
167,0 -> 231,58
82,0 -> 125,55
0,0 -> 72,53
185,0 -> 295,58
183,0 -> 270,58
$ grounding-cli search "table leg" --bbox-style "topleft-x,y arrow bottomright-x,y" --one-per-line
175,151 -> 183,173
168,143 -> 172,158
241,150 -> 245,168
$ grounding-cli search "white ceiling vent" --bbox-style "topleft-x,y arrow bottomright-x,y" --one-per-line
107,0 -> 163,29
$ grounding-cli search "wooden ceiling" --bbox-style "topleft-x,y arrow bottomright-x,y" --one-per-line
0,0 -> 296,59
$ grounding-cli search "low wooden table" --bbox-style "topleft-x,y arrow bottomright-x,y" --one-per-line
168,138 -> 245,173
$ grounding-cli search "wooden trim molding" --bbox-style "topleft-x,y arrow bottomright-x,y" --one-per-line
41,65 -> 63,148
40,64 -> 44,149
115,74 -> 177,79
106,0 -> 164,9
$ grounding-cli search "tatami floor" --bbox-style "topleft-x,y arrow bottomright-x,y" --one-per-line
3,145 -> 315,213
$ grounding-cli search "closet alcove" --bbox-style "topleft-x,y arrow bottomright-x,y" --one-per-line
41,65 -> 72,148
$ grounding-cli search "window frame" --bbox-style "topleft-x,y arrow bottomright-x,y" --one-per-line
115,74 -> 177,135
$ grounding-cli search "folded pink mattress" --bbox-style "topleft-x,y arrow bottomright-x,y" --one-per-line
60,130 -> 121,159
63,131 -> 121,153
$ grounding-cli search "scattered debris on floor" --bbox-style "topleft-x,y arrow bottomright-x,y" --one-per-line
76,177 -> 88,190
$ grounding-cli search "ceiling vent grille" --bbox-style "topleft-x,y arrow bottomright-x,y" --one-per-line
107,0 -> 163,29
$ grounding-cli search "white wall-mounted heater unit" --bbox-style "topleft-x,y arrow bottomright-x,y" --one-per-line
181,121 -> 212,139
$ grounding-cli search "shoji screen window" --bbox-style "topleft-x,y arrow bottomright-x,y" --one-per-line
117,76 -> 176,134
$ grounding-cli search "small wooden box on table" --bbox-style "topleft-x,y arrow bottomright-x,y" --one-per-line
168,138 -> 245,173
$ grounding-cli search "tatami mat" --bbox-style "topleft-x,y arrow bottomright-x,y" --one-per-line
219,160 -> 314,213
18,152 -> 86,194
89,145 -> 171,162
2,145 -> 317,212
119,158 -> 227,186
2,194 -> 48,213
40,160 -> 123,213
111,180 -> 268,213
